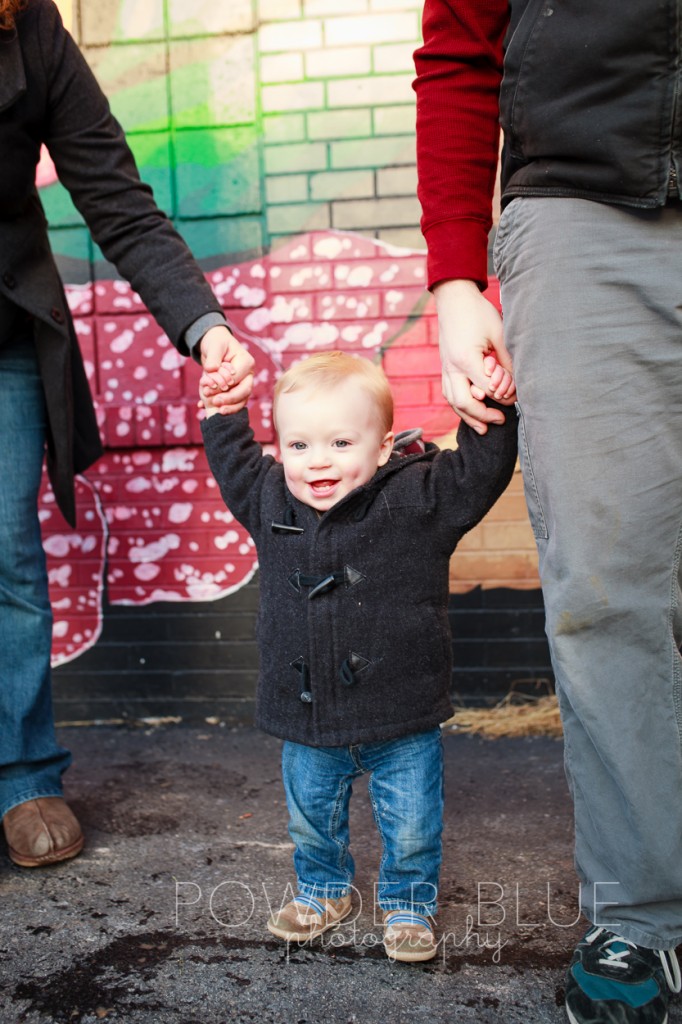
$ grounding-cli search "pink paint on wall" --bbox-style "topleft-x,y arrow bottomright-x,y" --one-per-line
43,230 -> 502,664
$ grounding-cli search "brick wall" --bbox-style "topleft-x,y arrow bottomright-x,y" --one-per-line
48,1 -> 426,263
260,5 -> 420,249
45,0 -> 550,720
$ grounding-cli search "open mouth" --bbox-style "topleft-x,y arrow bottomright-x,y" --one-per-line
309,479 -> 339,496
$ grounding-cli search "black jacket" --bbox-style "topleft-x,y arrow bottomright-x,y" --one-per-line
0,0 -> 224,523
202,406 -> 518,747
500,0 -> 682,207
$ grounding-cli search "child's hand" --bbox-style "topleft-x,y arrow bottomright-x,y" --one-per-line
198,370 -> 254,418
470,353 -> 516,404
199,330 -> 254,415
198,382 -> 221,418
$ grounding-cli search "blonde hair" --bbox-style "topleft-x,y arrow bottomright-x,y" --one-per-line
274,352 -> 393,435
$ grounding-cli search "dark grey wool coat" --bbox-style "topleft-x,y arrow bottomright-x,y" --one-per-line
202,405 -> 518,747
0,0 -> 224,524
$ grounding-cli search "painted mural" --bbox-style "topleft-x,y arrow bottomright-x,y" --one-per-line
40,0 -> 537,667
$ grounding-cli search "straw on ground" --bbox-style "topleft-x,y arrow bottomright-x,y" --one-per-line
445,691 -> 563,739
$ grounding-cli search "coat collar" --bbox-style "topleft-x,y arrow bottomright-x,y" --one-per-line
282,439 -> 439,527
0,30 -> 26,113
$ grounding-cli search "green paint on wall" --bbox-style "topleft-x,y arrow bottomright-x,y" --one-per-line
174,215 -> 263,263
48,227 -> 92,279
42,181 -> 84,230
174,128 -> 261,217
128,133 -> 174,214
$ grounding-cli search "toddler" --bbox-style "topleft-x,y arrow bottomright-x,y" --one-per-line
200,351 -> 517,961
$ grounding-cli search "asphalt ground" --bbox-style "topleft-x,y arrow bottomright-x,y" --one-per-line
1,724 -> 681,1024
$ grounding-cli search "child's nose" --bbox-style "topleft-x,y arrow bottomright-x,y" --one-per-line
308,446 -> 331,468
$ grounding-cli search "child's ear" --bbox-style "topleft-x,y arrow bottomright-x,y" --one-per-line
377,431 -> 394,466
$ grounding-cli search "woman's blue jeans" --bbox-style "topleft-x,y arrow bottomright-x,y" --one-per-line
281,728 -> 444,917
0,333 -> 71,819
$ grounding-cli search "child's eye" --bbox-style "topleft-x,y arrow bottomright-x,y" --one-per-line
333,440 -> 351,448
290,442 -> 307,451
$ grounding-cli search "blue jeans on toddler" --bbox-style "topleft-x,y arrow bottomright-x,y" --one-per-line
281,727 -> 443,918
0,333 -> 71,819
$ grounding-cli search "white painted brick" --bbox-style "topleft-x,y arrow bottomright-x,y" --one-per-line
259,19 -> 322,52
260,53 -> 304,83
265,174 -> 309,204
307,108 -> 372,140
264,114 -> 306,144
332,196 -> 420,229
169,0 -> 254,34
331,134 -> 415,169
81,0 -> 164,45
262,81 -> 324,113
258,0 -> 301,18
310,170 -> 375,201
323,12 -> 417,47
377,165 -> 418,196
267,203 -> 331,234
305,0 -> 367,13
376,227 -> 425,250
373,104 -> 416,134
264,142 -> 328,174
305,46 -> 371,79
169,36 -> 256,129
373,42 -> 416,73
327,74 -> 414,108
370,0 -> 422,10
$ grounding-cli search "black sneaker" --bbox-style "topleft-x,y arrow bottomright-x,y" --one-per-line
565,927 -> 681,1024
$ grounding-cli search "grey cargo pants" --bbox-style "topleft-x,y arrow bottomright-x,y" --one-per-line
494,196 -> 682,950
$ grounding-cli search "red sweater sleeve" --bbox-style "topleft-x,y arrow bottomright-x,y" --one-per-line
413,0 -> 509,291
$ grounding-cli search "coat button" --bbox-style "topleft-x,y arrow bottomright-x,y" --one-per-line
50,306 -> 65,324
3,272 -> 16,289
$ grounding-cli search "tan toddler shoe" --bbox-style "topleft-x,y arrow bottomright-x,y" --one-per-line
267,893 -> 352,942
383,909 -> 438,962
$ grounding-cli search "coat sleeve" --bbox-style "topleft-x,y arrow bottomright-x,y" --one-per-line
201,410 -> 279,540
413,0 -> 509,290
430,400 -> 518,542
35,0 -> 223,354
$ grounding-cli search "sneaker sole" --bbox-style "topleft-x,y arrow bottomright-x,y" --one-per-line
566,1007 -> 668,1024
384,942 -> 438,963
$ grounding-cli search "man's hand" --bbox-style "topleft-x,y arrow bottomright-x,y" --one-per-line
199,325 -> 255,415
434,279 -> 515,433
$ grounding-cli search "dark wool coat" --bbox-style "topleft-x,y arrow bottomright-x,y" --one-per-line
0,0 -> 224,524
202,405 -> 518,747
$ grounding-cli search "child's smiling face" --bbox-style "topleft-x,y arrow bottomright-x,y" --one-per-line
276,380 -> 394,512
